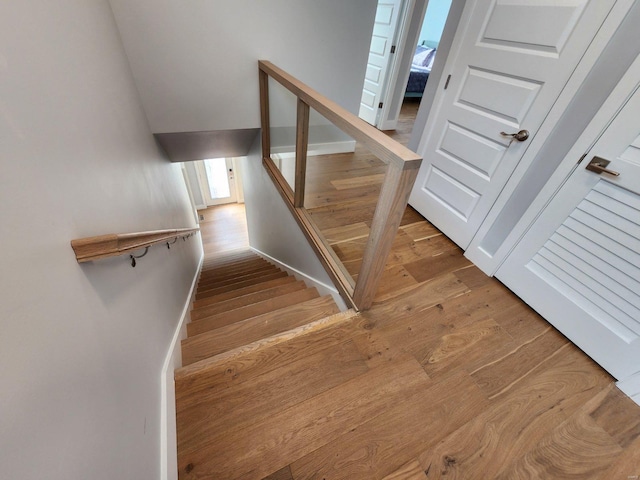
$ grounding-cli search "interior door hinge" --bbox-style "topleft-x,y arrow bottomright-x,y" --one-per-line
378,102 -> 383,109
390,45 -> 396,54
444,74 -> 452,90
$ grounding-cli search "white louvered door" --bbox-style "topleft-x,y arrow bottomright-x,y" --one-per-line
497,81 -> 640,381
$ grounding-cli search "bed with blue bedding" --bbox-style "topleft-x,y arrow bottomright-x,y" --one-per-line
405,42 -> 437,98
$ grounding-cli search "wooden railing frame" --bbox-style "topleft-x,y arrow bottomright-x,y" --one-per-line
71,227 -> 200,263
259,60 -> 421,310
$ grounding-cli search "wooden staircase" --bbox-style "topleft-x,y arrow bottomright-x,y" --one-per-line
175,250 -> 358,478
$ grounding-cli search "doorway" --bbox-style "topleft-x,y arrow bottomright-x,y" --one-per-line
196,158 -> 237,206
359,0 -> 455,131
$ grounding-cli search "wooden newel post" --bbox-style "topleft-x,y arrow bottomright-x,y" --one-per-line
353,161 -> 420,309
294,98 -> 310,208
259,67 -> 270,160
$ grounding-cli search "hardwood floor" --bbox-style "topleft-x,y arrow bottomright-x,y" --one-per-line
188,100 -> 640,479
198,202 -> 249,259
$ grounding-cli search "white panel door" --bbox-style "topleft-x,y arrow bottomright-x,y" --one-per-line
409,0 -> 615,248
359,0 -> 403,125
497,79 -> 640,381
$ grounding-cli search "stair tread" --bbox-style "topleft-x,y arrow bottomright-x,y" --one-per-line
195,271 -> 289,300
175,309 -> 360,384
200,258 -> 272,279
202,252 -> 257,268
191,280 -> 307,321
188,287 -> 320,336
198,264 -> 279,289
181,295 -> 340,366
192,276 -> 297,308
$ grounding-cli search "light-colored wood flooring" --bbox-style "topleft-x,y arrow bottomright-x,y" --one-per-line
188,100 -> 640,479
198,202 -> 249,259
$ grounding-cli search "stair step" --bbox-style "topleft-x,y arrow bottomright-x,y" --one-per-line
175,310 -> 360,397
198,265 -> 280,290
191,280 -> 307,321
187,287 -> 319,336
202,251 -> 257,268
181,295 -> 341,366
195,271 -> 289,300
198,263 -> 277,288
192,276 -> 297,309
200,258 -> 272,279
197,267 -> 282,294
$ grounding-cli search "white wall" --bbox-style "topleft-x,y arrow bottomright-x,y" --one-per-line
108,0 -> 377,133
242,139 -> 344,308
418,0 -> 453,45
0,2 -> 201,479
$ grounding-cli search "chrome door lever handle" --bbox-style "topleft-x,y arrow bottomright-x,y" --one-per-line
585,156 -> 620,176
500,129 -> 529,142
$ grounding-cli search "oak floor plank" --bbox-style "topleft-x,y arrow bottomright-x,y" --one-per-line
403,249 -> 471,283
290,371 -> 487,480
491,300 -> 554,344
323,222 -> 370,245
494,386 -> 623,479
596,434 -> 640,479
452,264 -> 494,289
588,386 -> 640,449
399,221 -> 441,242
178,355 -> 431,479
262,466 -> 293,480
331,172 -> 385,190
417,346 -> 612,480
469,327 -> 570,400
369,264 -> 419,303
381,460 -> 427,480
369,272 -> 469,316
420,318 -> 515,380
177,340 -> 369,454
304,184 -> 382,209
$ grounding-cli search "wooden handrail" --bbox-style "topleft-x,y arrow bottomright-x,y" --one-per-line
259,61 -> 422,310
71,228 -> 199,263
259,61 -> 422,170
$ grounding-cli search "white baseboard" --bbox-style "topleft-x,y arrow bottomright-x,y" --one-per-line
160,251 -> 203,480
251,247 -> 348,311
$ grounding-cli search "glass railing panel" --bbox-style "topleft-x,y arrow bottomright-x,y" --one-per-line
303,106 -> 387,284
268,77 -> 297,191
